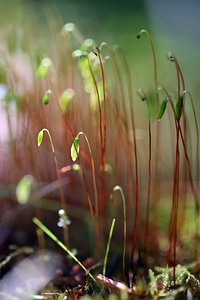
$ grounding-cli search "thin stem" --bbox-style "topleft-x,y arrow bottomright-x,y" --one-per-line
96,46 -> 107,172
76,132 -> 99,218
136,29 -> 158,105
115,46 -> 139,270
110,186 -> 127,277
157,90 -> 199,276
182,90 -> 199,181
166,54 -> 181,288
75,131 -> 102,255
42,89 -> 102,254
95,46 -> 107,215
81,55 -> 103,158
81,54 -> 106,216
44,89 -> 75,138
137,31 -> 160,260
137,89 -> 152,259
33,217 -> 98,284
107,44 -> 133,213
102,218 -> 116,277
38,128 -> 70,249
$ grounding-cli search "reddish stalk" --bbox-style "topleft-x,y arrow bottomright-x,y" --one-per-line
182,90 -> 199,182
94,46 -> 107,215
42,88 -> 103,255
37,128 -> 70,249
101,44 -> 134,211
167,54 -> 199,281
74,132 -> 99,220
136,30 -> 158,96
166,53 -> 182,288
137,88 -> 152,259
112,46 -> 134,212
160,89 -> 200,270
110,185 -> 127,278
72,132 -> 102,255
178,92 -> 200,267
136,30 -> 160,253
81,55 -> 104,159
115,46 -> 139,270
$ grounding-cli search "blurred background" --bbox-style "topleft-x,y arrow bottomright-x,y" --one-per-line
0,0 -> 200,97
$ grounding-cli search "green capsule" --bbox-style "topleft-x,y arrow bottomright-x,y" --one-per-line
16,175 -> 34,204
36,58 -> 51,80
42,94 -> 49,105
37,130 -> 44,147
157,99 -> 167,121
71,136 -> 79,161
60,89 -> 74,113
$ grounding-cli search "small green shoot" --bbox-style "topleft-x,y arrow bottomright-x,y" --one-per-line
37,129 -> 44,147
157,98 -> 168,121
42,89 -> 54,106
136,29 -> 158,105
70,131 -> 102,255
102,218 -> 116,277
42,93 -> 49,105
16,175 -> 34,204
32,217 -> 97,285
37,57 -> 52,80
71,136 -> 79,162
37,128 -> 70,249
70,131 -> 99,217
110,186 -> 126,277
60,88 -> 75,113
0,247 -> 34,269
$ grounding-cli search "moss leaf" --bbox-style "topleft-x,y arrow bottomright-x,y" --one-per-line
71,136 -> 79,161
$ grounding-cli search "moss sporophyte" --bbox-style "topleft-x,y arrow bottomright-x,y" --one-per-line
1,21 -> 200,299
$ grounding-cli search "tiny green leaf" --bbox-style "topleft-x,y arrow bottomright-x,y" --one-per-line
60,89 -> 74,113
36,58 -> 51,80
37,130 -> 44,146
71,136 -> 79,161
157,99 -> 167,121
175,95 -> 184,120
37,64 -> 48,80
16,175 -> 34,204
42,94 -> 49,105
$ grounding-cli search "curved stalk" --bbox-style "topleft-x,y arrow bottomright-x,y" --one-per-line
110,186 -> 127,277
137,88 -> 152,260
37,128 -> 70,249
71,131 -> 102,255
114,46 -> 139,270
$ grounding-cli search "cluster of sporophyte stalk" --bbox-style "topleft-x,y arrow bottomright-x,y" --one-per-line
1,21 -> 200,298
36,24 -> 199,279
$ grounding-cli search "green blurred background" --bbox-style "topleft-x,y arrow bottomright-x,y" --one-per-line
1,0 -> 200,89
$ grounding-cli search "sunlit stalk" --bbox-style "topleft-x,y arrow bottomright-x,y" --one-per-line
110,186 -> 127,277
115,46 -> 139,269
37,128 -> 70,249
33,217 -> 98,284
102,218 -> 116,277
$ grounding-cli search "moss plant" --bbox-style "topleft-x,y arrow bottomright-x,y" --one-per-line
110,186 -> 127,278
70,131 -> 102,255
1,19 -> 200,299
37,128 -> 70,249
